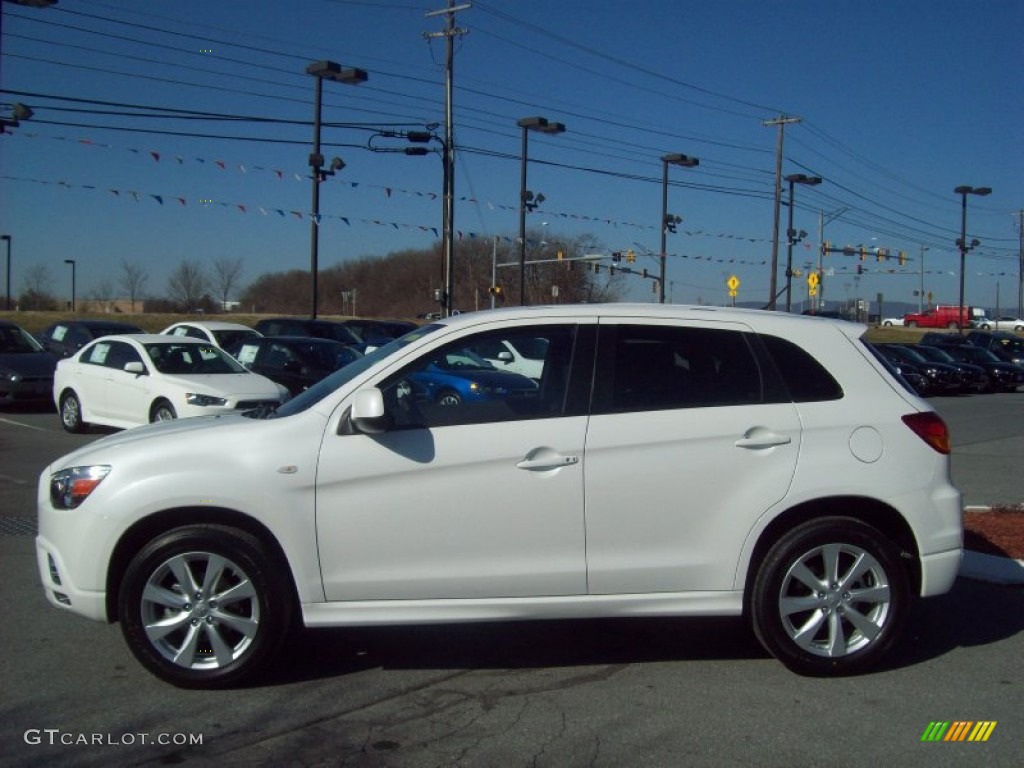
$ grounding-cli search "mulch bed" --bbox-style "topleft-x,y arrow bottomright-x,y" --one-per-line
963,507 -> 1024,560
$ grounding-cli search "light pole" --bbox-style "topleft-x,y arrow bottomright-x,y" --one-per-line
63,258 -> 75,312
660,154 -> 699,304
918,245 -> 929,314
954,185 -> 992,333
306,60 -> 367,319
784,174 -> 822,312
517,116 -> 565,306
1,234 -> 10,310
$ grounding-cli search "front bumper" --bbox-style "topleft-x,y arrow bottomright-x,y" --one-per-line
35,535 -> 109,622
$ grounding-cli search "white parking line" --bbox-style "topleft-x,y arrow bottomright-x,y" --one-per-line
0,417 -> 50,432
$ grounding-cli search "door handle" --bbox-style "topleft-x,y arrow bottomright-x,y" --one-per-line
516,454 -> 579,471
734,430 -> 792,449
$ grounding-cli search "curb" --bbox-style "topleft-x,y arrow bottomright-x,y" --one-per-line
960,550 -> 1024,586
961,505 -> 1024,585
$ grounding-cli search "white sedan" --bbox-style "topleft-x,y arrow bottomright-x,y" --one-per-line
160,321 -> 261,350
977,316 -> 1024,332
880,317 -> 905,327
54,334 -> 289,433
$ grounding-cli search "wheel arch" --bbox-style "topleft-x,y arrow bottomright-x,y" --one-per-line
149,397 -> 176,420
105,506 -> 297,624
741,496 -> 921,609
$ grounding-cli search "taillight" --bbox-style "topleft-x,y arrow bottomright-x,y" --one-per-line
902,412 -> 951,454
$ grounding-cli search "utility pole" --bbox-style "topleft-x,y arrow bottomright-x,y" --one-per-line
763,115 -> 801,310
425,1 -> 469,317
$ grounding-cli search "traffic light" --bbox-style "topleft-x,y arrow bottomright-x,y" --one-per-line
611,251 -> 622,262
488,285 -> 505,300
557,250 -> 564,260
823,241 -> 832,255
859,247 -> 867,261
627,250 -> 636,263
898,251 -> 907,265
856,264 -> 863,275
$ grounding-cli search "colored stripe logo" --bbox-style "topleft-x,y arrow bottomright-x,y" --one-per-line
921,721 -> 997,742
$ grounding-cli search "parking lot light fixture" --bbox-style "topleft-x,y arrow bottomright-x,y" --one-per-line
1,234 -> 10,310
63,258 -> 76,312
954,185 -> 992,334
660,154 -> 699,304
517,116 -> 566,306
306,60 -> 368,319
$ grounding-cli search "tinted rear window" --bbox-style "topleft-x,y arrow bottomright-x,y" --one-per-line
758,334 -> 843,402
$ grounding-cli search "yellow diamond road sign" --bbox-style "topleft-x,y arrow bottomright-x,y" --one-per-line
727,275 -> 739,291
808,272 -> 819,287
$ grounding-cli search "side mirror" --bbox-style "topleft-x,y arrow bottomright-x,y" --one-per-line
350,387 -> 387,434
496,350 -> 514,364
124,361 -> 146,375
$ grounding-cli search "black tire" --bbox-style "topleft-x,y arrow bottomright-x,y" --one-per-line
59,390 -> 88,434
749,517 -> 910,676
150,399 -> 177,422
118,525 -> 293,689
436,389 -> 462,406
906,321 -> 918,328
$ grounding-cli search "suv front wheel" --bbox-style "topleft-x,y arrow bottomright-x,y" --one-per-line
750,517 -> 910,676
118,525 -> 293,688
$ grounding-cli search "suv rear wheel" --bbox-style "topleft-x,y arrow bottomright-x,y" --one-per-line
750,517 -> 910,676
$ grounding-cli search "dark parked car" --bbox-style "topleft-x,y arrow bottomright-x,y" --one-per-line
341,319 -> 418,349
922,341 -> 1024,392
39,320 -> 143,358
872,344 -> 960,394
227,336 -> 363,397
0,320 -> 58,406
910,344 -> 989,393
965,330 -> 1024,366
253,317 -> 363,347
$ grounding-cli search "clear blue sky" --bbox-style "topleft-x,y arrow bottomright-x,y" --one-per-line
1,0 -> 1021,313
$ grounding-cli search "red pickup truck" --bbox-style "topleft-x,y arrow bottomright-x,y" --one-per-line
903,306 -> 985,329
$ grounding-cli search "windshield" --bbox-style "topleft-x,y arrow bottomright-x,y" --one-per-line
272,324 -> 441,417
0,326 -> 44,353
146,342 -> 248,374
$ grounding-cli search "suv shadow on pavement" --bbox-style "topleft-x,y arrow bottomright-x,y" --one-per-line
258,576 -> 1024,687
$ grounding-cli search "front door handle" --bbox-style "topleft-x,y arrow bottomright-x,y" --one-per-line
516,452 -> 580,471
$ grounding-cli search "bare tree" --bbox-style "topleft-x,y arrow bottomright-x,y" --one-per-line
88,278 -> 116,313
166,259 -> 208,312
211,256 -> 245,311
119,259 -> 149,312
19,264 -> 58,310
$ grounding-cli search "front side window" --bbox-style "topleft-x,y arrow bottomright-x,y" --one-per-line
594,324 -> 765,413
379,325 -> 581,429
102,341 -> 144,372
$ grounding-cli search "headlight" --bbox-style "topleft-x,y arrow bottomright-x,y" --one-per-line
186,393 -> 228,407
2,369 -> 19,382
50,466 -> 111,510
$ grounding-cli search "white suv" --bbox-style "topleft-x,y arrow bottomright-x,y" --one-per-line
36,305 -> 962,687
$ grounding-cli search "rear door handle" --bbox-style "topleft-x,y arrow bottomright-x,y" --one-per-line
734,430 -> 792,449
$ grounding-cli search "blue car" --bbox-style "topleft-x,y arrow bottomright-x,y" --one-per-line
408,348 -> 538,406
